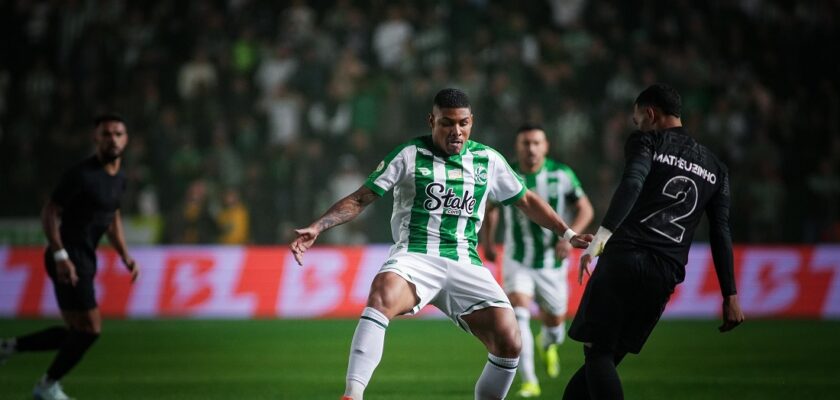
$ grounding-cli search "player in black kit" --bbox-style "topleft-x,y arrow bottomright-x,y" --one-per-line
0,114 -> 139,400
562,84 -> 745,400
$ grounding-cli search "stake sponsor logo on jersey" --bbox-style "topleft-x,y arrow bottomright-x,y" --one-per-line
423,182 -> 476,215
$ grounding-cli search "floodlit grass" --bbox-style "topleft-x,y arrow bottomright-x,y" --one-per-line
1,318 -> 839,399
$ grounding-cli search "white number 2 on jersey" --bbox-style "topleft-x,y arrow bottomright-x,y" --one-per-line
641,176 -> 699,243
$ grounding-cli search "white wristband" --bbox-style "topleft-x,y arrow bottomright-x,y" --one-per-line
53,249 -> 69,262
562,228 -> 577,241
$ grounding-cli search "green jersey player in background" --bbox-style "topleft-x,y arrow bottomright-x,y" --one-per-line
482,124 -> 593,398
290,89 -> 592,400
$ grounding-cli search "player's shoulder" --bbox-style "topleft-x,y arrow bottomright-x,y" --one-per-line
467,140 -> 504,159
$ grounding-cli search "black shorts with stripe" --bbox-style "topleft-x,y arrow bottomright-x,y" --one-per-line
44,247 -> 98,311
568,245 -> 678,354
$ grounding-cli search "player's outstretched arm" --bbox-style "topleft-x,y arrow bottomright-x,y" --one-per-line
514,190 -> 593,249
41,200 -> 78,286
290,185 -> 379,266
706,171 -> 744,332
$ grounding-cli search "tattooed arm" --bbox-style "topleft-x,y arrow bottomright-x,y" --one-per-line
290,185 -> 380,265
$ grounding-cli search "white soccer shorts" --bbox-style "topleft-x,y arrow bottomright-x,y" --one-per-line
378,251 -> 511,333
502,256 -> 569,316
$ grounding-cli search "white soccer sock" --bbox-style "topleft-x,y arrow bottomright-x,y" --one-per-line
475,353 -> 519,400
513,307 -> 537,384
540,321 -> 566,349
345,307 -> 389,399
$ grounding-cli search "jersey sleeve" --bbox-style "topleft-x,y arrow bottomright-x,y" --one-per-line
559,164 -> 585,202
706,167 -> 737,296
488,149 -> 526,205
51,167 -> 83,207
601,131 -> 654,231
364,143 -> 413,196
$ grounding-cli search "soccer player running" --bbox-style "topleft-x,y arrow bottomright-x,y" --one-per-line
291,89 -> 592,400
562,84 -> 745,400
481,124 -> 593,398
0,115 -> 139,400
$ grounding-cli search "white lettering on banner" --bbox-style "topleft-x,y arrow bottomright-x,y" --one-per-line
278,249 -> 345,317
812,247 -> 840,317
665,246 -> 719,316
184,248 -> 256,317
127,249 -> 166,317
739,249 -> 800,315
0,249 -> 29,315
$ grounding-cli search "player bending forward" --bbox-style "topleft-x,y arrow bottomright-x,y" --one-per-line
291,88 -> 592,400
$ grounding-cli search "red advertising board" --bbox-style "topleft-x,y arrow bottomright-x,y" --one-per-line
1,245 -> 838,319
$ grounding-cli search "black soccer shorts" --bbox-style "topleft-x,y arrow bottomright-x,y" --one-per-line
568,245 -> 677,354
44,248 -> 98,311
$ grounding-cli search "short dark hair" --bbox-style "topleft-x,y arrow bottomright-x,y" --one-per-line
94,113 -> 125,128
433,88 -> 471,110
635,84 -> 681,118
516,122 -> 545,135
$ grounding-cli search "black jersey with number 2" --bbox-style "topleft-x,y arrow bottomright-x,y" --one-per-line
600,128 -> 735,295
51,155 -> 127,257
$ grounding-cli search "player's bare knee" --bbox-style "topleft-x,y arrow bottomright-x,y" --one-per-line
493,326 -> 522,357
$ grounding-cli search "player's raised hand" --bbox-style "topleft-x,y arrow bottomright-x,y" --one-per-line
579,253 -> 594,285
124,257 -> 140,283
719,295 -> 745,332
569,234 -> 593,249
290,226 -> 320,266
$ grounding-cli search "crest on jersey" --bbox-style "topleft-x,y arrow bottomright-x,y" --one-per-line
474,166 -> 488,185
418,167 -> 432,176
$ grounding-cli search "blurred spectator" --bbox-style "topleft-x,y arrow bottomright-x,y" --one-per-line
167,179 -> 218,244
262,84 -> 303,146
254,45 -> 298,101
178,48 -> 218,100
216,188 -> 250,244
1,0 -> 838,244
372,5 -> 413,72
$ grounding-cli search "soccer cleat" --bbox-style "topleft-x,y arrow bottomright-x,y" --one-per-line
544,344 -> 560,378
33,380 -> 73,400
516,381 -> 542,398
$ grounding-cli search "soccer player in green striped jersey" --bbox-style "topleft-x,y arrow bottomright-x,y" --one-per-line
482,124 -> 594,397
291,89 -> 592,400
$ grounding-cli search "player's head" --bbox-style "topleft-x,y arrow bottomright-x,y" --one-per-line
515,123 -> 549,169
93,113 -> 128,162
633,84 -> 682,131
429,88 -> 473,156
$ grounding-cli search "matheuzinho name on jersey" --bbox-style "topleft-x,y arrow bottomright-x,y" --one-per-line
653,152 -> 716,184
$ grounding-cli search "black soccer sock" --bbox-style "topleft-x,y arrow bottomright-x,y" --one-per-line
562,365 -> 590,400
584,346 -> 624,400
15,326 -> 69,352
45,330 -> 99,381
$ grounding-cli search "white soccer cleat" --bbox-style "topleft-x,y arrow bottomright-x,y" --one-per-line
33,380 -> 73,400
0,338 -> 15,365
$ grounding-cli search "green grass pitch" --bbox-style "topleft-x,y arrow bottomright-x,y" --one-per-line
1,318 -> 839,399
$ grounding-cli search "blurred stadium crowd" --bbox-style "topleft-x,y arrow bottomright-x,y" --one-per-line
0,0 -> 838,244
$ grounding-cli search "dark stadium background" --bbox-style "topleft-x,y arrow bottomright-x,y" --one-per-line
0,0 -> 837,245
1,1 -> 839,399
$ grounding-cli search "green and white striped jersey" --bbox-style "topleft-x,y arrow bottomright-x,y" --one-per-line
502,159 -> 585,269
365,136 -> 526,266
